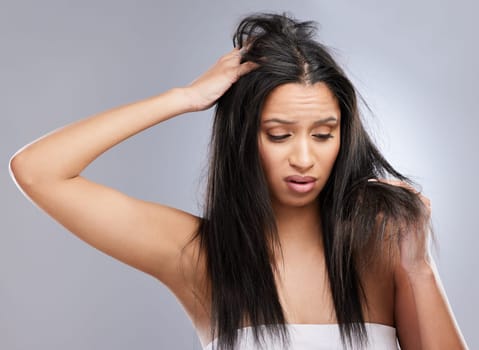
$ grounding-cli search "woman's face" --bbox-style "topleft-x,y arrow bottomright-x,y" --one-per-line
258,82 -> 341,209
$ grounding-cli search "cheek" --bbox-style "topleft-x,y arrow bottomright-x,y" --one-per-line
259,145 -> 275,174
258,144 -> 284,183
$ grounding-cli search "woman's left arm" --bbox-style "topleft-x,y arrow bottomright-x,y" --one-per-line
374,179 -> 469,349
394,257 -> 468,349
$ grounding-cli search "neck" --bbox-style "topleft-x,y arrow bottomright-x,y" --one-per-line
271,198 -> 324,253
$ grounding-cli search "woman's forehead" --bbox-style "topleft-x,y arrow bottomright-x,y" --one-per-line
261,82 -> 340,122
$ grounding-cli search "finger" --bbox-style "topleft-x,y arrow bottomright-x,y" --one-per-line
378,180 -> 432,216
419,195 -> 432,212
237,61 -> 260,76
231,44 -> 251,59
227,47 -> 243,59
229,50 -> 246,61
370,178 -> 419,193
239,46 -> 248,56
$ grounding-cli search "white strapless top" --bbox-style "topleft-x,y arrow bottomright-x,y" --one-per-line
203,323 -> 399,350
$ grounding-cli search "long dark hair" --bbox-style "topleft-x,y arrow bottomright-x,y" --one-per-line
184,11 -> 435,350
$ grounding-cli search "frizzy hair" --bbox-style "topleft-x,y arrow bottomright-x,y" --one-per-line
182,11 -> 436,350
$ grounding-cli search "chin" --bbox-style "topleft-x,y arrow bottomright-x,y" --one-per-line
273,194 -> 319,209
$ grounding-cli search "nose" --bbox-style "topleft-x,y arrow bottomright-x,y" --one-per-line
288,137 -> 314,171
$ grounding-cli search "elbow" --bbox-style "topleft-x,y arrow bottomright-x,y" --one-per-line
9,151 -> 37,189
9,152 -> 24,179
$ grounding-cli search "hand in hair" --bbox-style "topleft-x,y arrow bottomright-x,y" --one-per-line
183,46 -> 260,112
370,178 -> 433,275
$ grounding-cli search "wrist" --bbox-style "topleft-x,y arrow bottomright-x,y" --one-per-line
173,87 -> 200,113
404,261 -> 435,280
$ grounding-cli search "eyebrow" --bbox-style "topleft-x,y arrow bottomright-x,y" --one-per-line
263,116 -> 338,125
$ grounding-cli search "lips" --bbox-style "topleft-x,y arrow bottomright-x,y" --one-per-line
284,175 -> 317,194
285,175 -> 317,183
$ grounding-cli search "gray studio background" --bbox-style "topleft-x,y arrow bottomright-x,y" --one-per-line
2,1 -> 477,349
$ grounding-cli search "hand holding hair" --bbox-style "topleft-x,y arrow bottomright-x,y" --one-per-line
183,46 -> 260,112
370,178 -> 433,275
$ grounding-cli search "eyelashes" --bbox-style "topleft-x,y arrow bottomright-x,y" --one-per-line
267,133 -> 333,141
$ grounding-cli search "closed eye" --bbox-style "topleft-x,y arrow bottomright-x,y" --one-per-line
314,133 -> 333,140
267,133 -> 333,141
267,134 -> 290,141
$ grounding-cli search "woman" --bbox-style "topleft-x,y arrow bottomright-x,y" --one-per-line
9,11 -> 467,350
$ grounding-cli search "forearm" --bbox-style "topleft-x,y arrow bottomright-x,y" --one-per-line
407,262 -> 468,349
10,87 -> 194,184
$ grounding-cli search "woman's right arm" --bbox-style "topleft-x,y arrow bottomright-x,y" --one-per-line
9,87 -> 201,288
9,46 -> 259,289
